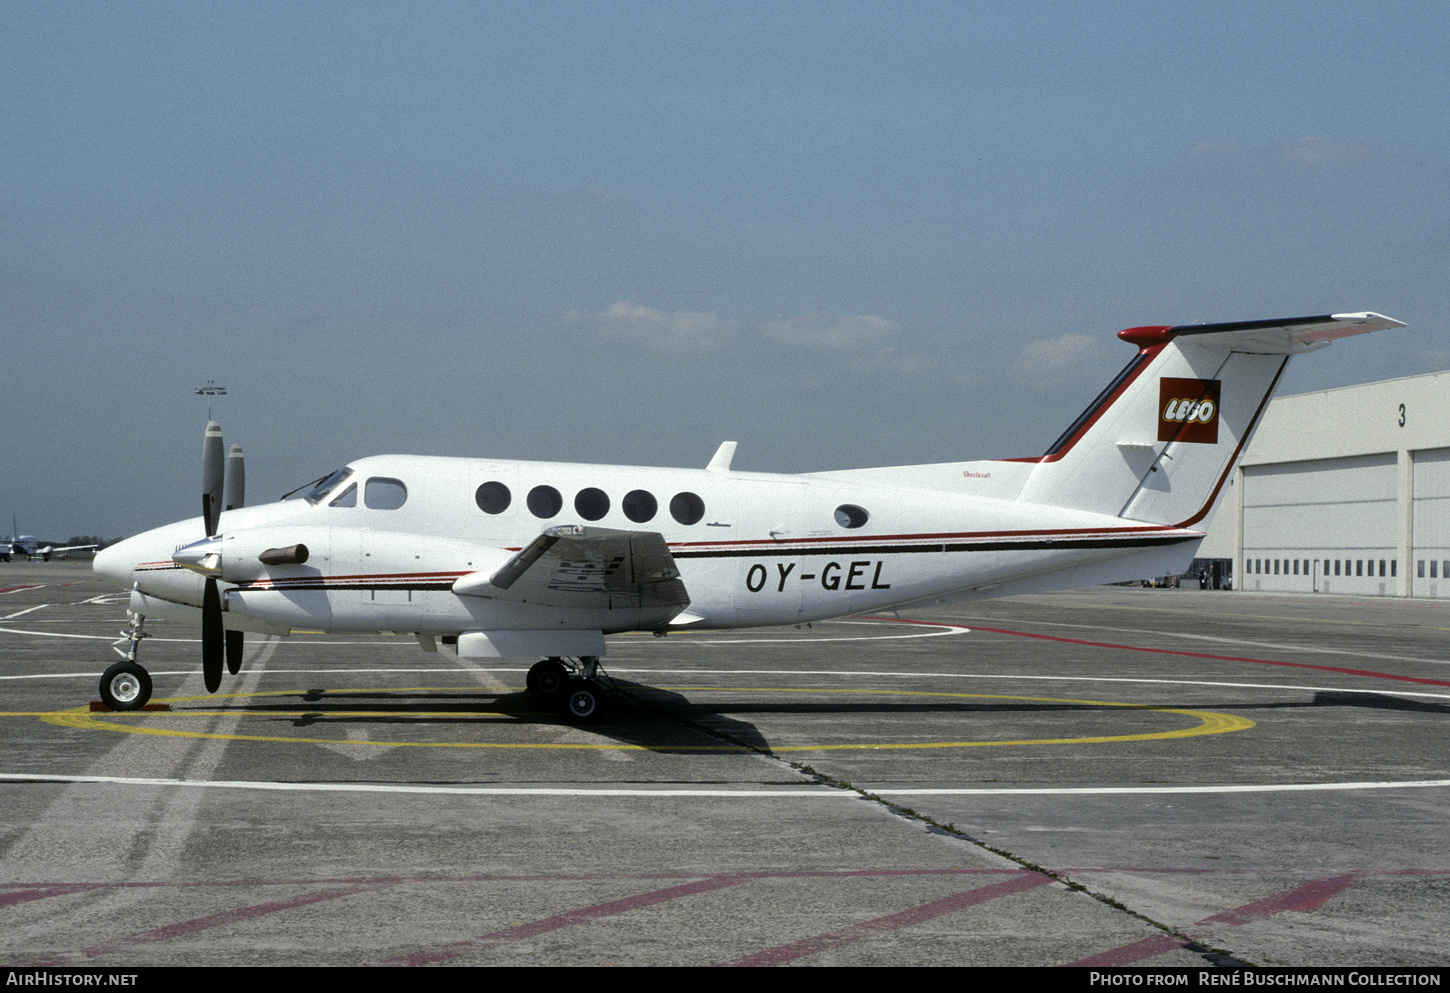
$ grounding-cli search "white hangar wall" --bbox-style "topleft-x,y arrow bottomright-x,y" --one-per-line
1200,369 -> 1450,597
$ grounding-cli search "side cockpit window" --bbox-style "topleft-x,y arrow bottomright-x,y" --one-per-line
299,467 -> 353,505
328,483 -> 357,508
364,477 -> 408,510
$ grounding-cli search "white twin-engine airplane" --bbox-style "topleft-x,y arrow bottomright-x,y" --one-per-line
4,516 -> 98,562
93,312 -> 1405,721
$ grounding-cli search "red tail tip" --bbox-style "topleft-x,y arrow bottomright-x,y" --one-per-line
1118,325 -> 1173,347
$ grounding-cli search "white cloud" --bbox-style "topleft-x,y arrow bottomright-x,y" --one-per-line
759,312 -> 899,350
849,345 -> 930,375
564,301 -> 733,351
1016,333 -> 1099,376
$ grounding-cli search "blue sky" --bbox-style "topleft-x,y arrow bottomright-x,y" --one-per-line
3,1 -> 1447,538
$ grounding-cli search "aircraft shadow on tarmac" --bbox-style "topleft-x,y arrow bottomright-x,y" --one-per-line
1233,690 -> 1450,716
211,683 -> 778,754
197,681 -> 1272,756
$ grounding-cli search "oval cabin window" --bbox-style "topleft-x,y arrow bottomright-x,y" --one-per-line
622,489 -> 658,523
527,485 -> 563,519
670,492 -> 705,526
475,481 -> 511,515
575,487 -> 610,521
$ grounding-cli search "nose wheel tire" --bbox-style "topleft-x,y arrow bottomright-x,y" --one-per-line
559,677 -> 607,724
99,661 -> 152,711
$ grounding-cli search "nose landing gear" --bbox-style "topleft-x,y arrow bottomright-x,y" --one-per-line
99,611 -> 153,711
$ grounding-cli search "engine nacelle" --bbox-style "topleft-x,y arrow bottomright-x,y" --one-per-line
174,526 -> 333,584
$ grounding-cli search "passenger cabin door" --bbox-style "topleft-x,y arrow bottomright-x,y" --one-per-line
733,478 -> 806,626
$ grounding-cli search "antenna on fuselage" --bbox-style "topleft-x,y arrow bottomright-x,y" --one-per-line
706,441 -> 737,472
194,381 -> 227,420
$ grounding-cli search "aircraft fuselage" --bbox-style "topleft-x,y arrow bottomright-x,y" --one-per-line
97,453 -> 1202,643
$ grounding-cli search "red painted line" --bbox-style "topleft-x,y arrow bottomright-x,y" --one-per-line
1065,874 -> 1359,967
12,884 -> 381,966
717,872 -> 1055,967
374,874 -> 753,966
970,626 -> 1450,688
1199,873 -> 1357,924
0,883 -> 108,907
1068,932 -> 1190,966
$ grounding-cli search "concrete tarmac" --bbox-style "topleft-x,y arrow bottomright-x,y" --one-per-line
1,562 -> 1447,967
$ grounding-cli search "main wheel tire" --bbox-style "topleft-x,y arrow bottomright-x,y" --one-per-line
559,677 -> 606,724
99,661 -> 152,711
526,658 -> 568,699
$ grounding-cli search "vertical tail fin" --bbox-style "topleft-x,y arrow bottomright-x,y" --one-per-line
1015,313 -> 1405,527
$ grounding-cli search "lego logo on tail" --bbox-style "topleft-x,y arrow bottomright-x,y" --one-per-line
1158,378 -> 1220,444
1165,397 -> 1216,423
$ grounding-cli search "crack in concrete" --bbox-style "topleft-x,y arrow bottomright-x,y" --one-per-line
617,681 -> 1255,968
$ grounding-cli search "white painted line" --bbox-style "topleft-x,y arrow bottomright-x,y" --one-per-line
1,771 -> 1446,798
0,627 -> 409,644
871,780 -> 1450,796
0,669 -> 480,680
649,623 -> 972,644
0,625 -> 125,640
1,605 -> 52,621
0,772 -> 847,797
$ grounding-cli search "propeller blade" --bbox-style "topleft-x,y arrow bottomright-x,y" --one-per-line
225,443 -> 245,511
202,577 -> 223,692
202,421 -> 224,537
226,628 -> 243,676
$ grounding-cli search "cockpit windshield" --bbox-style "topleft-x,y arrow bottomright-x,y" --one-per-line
286,467 -> 354,505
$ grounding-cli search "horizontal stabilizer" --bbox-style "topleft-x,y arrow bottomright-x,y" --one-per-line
1018,310 -> 1405,525
1124,312 -> 1405,354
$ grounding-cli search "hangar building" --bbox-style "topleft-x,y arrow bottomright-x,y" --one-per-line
1200,369 -> 1450,597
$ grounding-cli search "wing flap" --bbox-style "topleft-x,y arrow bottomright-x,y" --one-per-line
452,525 -> 690,614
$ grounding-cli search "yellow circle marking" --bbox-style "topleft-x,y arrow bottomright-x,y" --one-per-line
34,686 -> 1254,752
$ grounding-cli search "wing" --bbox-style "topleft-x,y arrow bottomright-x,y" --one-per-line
451,525 -> 690,614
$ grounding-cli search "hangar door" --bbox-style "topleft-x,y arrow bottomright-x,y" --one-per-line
1241,453 -> 1397,595
1411,447 -> 1450,598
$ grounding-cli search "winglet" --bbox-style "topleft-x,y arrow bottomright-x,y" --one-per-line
706,441 -> 737,472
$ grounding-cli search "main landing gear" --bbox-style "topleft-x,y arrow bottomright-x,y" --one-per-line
99,611 -> 153,711
526,656 -> 611,724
